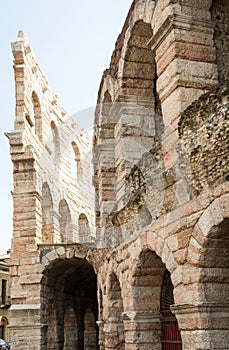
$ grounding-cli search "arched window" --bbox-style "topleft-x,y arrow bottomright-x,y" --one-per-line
78,214 -> 90,243
0,317 -> 8,341
32,91 -> 42,139
59,199 -> 72,242
71,141 -> 82,177
102,90 -> 112,120
41,182 -> 54,243
50,121 -> 60,157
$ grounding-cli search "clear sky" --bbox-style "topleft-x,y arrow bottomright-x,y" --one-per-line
0,0 -> 132,254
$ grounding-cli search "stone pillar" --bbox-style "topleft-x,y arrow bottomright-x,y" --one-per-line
150,12 -> 218,126
123,310 -> 161,350
114,96 -> 155,210
9,305 -> 42,350
171,302 -> 229,350
96,320 -> 105,350
149,9 -> 218,168
93,112 -> 116,246
103,320 -> 125,350
84,309 -> 98,350
6,132 -> 43,349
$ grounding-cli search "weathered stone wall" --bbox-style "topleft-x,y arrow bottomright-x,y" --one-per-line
93,0 -> 229,349
7,0 -> 229,349
7,31 -> 95,348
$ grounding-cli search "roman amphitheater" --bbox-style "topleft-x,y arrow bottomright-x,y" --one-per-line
6,0 -> 229,349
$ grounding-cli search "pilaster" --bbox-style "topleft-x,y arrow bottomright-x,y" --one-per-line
171,302 -> 229,350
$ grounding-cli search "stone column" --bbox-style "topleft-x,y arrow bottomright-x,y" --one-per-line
149,9 -> 218,168
10,305 -> 42,350
123,310 -> 161,350
6,132 -> 43,349
150,12 -> 218,126
96,320 -> 105,350
171,302 -> 229,350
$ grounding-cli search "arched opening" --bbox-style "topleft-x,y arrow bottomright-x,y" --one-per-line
104,273 -> 125,349
211,0 -> 229,84
200,218 -> 229,300
59,199 -> 72,243
41,257 -> 99,350
121,20 -> 154,100
78,214 -> 91,243
49,121 -> 60,157
125,250 -> 182,349
32,91 -> 42,139
0,317 -> 8,341
161,270 -> 182,350
101,90 -> 112,121
41,182 -> 54,243
193,217 -> 229,349
109,21 -> 163,246
71,141 -> 82,178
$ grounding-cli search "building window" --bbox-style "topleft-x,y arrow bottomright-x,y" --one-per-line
32,91 -> 42,139
71,141 -> 82,177
1,279 -> 6,305
78,214 -> 90,242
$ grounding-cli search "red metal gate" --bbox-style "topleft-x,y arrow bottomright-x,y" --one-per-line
161,271 -> 182,350
161,311 -> 182,350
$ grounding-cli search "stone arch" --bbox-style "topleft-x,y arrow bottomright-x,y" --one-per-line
78,213 -> 91,243
197,217 -> 229,348
41,257 -> 98,350
59,199 -> 72,243
32,91 -> 42,139
71,141 -> 82,178
120,20 -> 155,100
124,248 -> 182,349
41,182 -> 54,243
199,216 -> 229,297
188,194 -> 229,266
103,272 -> 125,349
0,316 -> 9,341
211,0 -> 229,84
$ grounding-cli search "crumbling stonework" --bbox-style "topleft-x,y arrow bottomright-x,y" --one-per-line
7,0 -> 229,349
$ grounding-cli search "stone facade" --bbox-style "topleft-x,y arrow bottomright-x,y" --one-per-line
6,0 -> 229,349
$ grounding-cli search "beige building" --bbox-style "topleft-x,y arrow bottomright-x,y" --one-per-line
0,253 -> 10,342
6,0 -> 229,349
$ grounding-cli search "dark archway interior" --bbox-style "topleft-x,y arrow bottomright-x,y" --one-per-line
160,270 -> 182,350
41,257 -> 98,350
200,218 -> 229,301
131,250 -> 182,349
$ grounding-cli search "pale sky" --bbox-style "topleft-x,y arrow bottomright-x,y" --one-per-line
0,0 -> 132,254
